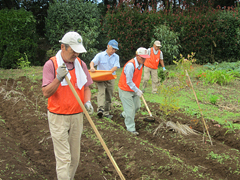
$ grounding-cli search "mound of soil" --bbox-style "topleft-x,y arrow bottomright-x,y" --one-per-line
1,77 -> 240,180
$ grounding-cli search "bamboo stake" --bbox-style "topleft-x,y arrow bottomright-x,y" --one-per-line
185,70 -> 213,145
65,76 -> 126,180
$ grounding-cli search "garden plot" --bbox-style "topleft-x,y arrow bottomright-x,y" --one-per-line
0,75 -> 240,180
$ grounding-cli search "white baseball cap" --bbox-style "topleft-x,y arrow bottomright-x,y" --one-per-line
136,47 -> 150,58
59,32 -> 87,53
154,40 -> 162,47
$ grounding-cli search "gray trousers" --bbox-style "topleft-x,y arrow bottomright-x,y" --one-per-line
118,87 -> 141,132
97,79 -> 115,115
142,66 -> 159,93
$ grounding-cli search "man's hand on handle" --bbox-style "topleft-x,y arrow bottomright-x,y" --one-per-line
84,101 -> 94,114
136,89 -> 143,97
57,63 -> 68,82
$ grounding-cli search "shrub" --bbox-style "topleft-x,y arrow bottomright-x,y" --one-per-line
0,8 -> 38,69
215,9 -> 240,60
151,24 -> 181,65
103,3 -> 153,64
197,70 -> 236,85
45,0 -> 100,64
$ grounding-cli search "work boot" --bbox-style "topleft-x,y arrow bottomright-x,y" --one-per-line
97,109 -> 103,118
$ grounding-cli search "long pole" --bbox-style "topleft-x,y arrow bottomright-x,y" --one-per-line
65,76 -> 126,180
185,70 -> 213,145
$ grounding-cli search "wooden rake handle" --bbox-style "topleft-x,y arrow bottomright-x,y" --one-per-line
141,95 -> 152,117
65,76 -> 125,180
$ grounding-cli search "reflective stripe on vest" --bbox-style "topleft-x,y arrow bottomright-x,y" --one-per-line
118,59 -> 143,92
48,56 -> 85,115
144,47 -> 161,69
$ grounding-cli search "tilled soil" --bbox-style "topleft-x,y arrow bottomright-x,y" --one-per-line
0,77 -> 240,180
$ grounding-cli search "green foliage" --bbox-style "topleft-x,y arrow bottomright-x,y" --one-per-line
151,24 -> 181,65
46,48 -> 57,60
103,4 -> 240,64
197,70 -> 236,85
103,3 -> 153,64
203,61 -> 240,78
158,84 -> 180,116
209,94 -> 219,105
215,10 -> 240,60
0,8 -> 38,69
157,68 -> 168,83
17,53 -> 30,69
206,151 -> 231,164
45,0 -> 101,64
173,53 -> 196,72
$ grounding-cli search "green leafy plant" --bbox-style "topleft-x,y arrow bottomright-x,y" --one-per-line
158,84 -> 180,117
45,0 -> 100,64
197,70 -> 235,85
17,53 -> 30,69
151,24 -> 181,65
0,8 -> 37,69
157,69 -> 168,83
0,116 -> 5,124
224,121 -> 238,135
209,94 -> 219,105
173,52 -> 196,72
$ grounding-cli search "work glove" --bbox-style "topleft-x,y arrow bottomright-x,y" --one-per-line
84,101 -> 94,115
57,63 -> 68,82
136,89 -> 143,97
163,67 -> 166,71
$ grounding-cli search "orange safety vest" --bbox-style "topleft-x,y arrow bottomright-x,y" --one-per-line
118,59 -> 143,92
144,47 -> 161,69
48,56 -> 85,115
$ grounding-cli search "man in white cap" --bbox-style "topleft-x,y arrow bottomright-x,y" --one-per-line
142,40 -> 166,94
90,39 -> 120,119
118,47 -> 150,135
42,31 -> 93,180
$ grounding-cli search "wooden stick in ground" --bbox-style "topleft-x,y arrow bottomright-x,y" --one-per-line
65,76 -> 126,180
141,95 -> 153,117
185,70 -> 213,146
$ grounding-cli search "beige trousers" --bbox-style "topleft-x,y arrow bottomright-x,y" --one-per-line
97,79 -> 115,115
142,66 -> 159,93
48,111 -> 83,180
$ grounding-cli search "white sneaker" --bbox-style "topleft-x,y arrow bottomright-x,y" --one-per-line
128,131 -> 139,136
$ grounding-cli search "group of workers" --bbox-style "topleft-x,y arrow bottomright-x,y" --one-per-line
42,31 -> 166,180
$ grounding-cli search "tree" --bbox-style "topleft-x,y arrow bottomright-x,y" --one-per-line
45,0 -> 101,64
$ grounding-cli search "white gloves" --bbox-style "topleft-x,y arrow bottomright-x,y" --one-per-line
163,67 -> 166,71
136,89 -> 143,97
84,101 -> 94,114
57,64 -> 68,81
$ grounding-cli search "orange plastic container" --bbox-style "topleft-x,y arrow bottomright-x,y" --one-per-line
88,70 -> 117,82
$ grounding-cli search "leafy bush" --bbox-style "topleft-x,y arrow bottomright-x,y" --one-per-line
0,8 -> 38,69
215,9 -> 240,60
151,24 -> 181,65
103,3 -> 153,64
203,61 -> 240,77
45,0 -> 101,64
197,70 -> 236,85
104,4 -> 240,65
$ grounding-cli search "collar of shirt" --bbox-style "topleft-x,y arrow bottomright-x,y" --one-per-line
134,57 -> 142,70
153,48 -> 159,55
104,50 -> 115,57
63,60 -> 74,69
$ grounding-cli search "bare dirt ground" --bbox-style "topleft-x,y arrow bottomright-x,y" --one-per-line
1,76 -> 240,180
